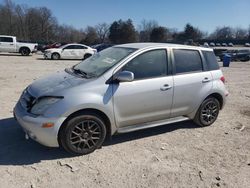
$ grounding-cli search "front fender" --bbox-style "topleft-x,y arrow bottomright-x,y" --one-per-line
43,87 -> 116,134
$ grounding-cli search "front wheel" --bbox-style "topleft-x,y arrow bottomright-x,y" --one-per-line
59,113 -> 107,155
51,53 -> 60,60
193,97 -> 220,126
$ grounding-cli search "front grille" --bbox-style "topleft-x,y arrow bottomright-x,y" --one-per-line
20,89 -> 36,111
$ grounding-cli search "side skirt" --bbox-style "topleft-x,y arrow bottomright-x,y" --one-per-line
117,116 -> 190,134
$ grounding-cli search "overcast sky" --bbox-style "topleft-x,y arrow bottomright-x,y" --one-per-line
3,0 -> 250,33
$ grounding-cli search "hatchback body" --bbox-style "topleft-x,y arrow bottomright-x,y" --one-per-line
14,43 -> 228,155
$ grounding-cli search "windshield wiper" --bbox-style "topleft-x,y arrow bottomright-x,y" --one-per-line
72,67 -> 96,78
73,68 -> 88,77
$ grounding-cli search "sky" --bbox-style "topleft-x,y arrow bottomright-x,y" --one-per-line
2,0 -> 250,33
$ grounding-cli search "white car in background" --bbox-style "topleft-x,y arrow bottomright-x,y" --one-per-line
44,43 -> 96,60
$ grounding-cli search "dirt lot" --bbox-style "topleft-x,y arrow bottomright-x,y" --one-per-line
0,53 -> 249,188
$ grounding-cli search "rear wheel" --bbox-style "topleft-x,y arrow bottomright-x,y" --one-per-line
83,53 -> 92,60
20,48 -> 30,56
51,53 -> 60,60
240,56 -> 250,62
59,112 -> 106,155
193,97 -> 220,126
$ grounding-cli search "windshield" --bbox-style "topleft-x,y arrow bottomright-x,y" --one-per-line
73,47 -> 136,77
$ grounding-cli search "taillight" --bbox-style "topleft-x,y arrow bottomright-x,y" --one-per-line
220,76 -> 225,83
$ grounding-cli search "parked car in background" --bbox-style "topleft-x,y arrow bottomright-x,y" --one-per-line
209,42 -> 215,47
245,43 -> 250,47
43,43 -> 96,60
216,43 -> 221,46
228,43 -> 234,47
203,42 -> 209,47
14,43 -> 228,155
42,42 -> 67,52
222,43 -> 227,47
219,49 -> 250,62
91,43 -> 113,52
0,35 -> 37,56
213,48 -> 227,60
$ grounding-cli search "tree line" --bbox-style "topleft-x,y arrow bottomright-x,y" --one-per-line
0,0 -> 250,45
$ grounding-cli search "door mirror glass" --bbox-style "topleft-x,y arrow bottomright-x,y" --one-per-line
116,71 -> 134,82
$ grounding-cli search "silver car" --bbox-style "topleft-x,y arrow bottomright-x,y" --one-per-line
14,43 -> 229,155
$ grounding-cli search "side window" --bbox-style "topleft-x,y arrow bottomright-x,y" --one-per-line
0,37 -> 13,42
203,51 -> 219,70
74,45 -> 87,49
64,45 -> 75,50
122,49 -> 167,80
173,49 -> 203,74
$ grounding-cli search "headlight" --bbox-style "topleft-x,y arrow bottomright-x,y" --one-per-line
30,97 -> 62,115
44,50 -> 51,54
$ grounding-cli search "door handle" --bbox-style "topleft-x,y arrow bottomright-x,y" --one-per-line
160,84 -> 172,91
202,77 -> 211,83
10,43 -> 14,45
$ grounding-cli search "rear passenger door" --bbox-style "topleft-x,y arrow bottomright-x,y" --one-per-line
171,49 -> 213,117
74,45 -> 87,59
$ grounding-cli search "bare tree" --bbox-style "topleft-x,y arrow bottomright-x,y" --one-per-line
95,23 -> 110,43
210,26 -> 234,40
234,27 -> 248,39
138,19 -> 158,42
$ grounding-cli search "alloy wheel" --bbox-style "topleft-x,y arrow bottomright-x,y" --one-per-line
200,101 -> 219,125
69,120 -> 101,151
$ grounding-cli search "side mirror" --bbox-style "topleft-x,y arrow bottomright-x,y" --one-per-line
115,71 -> 134,82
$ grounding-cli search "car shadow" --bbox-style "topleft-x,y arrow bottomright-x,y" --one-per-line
104,120 -> 198,146
0,117 -> 199,166
0,53 -> 23,57
0,117 -> 72,166
36,57 -> 82,61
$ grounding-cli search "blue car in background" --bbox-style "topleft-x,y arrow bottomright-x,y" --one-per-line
91,43 -> 113,52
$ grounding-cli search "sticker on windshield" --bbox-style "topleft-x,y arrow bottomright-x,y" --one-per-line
102,57 -> 116,64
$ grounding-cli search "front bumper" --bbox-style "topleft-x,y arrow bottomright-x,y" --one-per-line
43,52 -> 52,59
14,102 -> 66,147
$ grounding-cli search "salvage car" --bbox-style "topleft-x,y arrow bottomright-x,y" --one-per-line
219,49 -> 250,62
14,43 -> 228,155
43,43 -> 96,60
0,35 -> 37,56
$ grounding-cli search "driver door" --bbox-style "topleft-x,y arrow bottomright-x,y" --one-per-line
113,49 -> 174,128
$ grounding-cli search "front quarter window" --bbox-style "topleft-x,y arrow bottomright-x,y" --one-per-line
73,47 -> 136,77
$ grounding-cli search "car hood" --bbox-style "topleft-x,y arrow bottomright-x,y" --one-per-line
27,70 -> 89,97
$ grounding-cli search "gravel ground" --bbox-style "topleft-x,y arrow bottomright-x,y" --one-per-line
0,53 -> 249,188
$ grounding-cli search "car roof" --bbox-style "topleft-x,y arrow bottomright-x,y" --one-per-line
115,42 -> 213,51
63,43 -> 89,48
0,35 -> 15,38
66,43 -> 87,46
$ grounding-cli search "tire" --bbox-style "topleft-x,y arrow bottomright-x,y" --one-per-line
20,48 -> 30,56
59,112 -> 107,155
83,53 -> 92,60
193,97 -> 220,127
240,56 -> 250,62
51,53 -> 60,60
